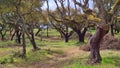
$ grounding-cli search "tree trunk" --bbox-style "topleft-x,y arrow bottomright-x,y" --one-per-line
111,24 -> 114,36
90,27 -> 108,63
46,25 -> 49,37
16,30 -> 19,43
16,30 -> 21,44
80,27 -> 87,42
64,35 -> 69,42
60,32 -> 64,38
74,31 -> 84,42
22,33 -> 26,58
76,31 -> 83,42
18,32 -> 22,44
30,32 -> 39,50
75,27 -> 87,43
35,28 -> 41,36
11,31 -> 16,40
78,33 -> 84,42
0,31 -> 6,40
1,35 -> 4,40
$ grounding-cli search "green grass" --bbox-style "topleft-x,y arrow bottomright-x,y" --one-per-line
34,28 -> 60,37
114,32 -> 120,37
0,28 -> 82,66
64,50 -> 120,68
89,29 -> 96,35
0,54 -> 14,64
0,48 -> 66,67
0,29 -> 120,68
64,57 -> 119,68
102,56 -> 120,66
0,40 -> 15,47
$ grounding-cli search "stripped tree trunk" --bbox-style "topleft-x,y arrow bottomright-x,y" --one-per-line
74,0 -> 120,64
90,0 -> 120,64
90,27 -> 108,63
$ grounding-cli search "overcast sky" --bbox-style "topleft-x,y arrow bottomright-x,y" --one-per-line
42,0 -> 93,10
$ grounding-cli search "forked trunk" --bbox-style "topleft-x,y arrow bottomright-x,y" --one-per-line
76,27 -> 87,42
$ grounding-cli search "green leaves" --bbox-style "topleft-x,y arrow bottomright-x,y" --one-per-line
88,14 -> 101,22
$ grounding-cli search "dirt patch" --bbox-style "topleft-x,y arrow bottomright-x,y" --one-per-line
0,44 -> 22,48
36,36 -> 62,42
28,47 -> 86,68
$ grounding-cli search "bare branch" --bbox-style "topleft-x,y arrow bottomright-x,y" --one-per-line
83,0 -> 89,8
93,0 -> 107,19
48,14 -> 62,22
54,0 -> 63,14
73,0 -> 83,7
73,0 -> 89,8
67,0 -> 70,18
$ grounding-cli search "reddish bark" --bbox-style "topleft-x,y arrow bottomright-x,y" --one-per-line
90,26 -> 109,63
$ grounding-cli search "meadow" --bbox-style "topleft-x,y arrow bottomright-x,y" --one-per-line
0,29 -> 120,68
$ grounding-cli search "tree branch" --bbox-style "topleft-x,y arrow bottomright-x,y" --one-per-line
54,0 -> 63,15
73,0 -> 89,8
109,0 -> 120,14
93,0 -> 107,19
48,14 -> 62,22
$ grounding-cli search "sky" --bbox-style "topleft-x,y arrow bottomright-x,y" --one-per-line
41,0 -> 93,10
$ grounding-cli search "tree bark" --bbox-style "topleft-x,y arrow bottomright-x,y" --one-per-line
22,33 -> 26,58
16,0 -> 39,50
64,35 -> 69,42
18,32 -> 22,44
73,27 -> 87,43
76,31 -> 84,42
81,27 -> 87,42
0,31 -> 6,40
16,30 -> 21,44
11,31 -> 16,40
30,33 -> 38,50
90,27 -> 108,63
46,25 -> 49,37
35,28 -> 41,36
111,24 -> 114,36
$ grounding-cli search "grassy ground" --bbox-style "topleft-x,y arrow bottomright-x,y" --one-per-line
0,29 -> 120,68
64,50 -> 120,68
